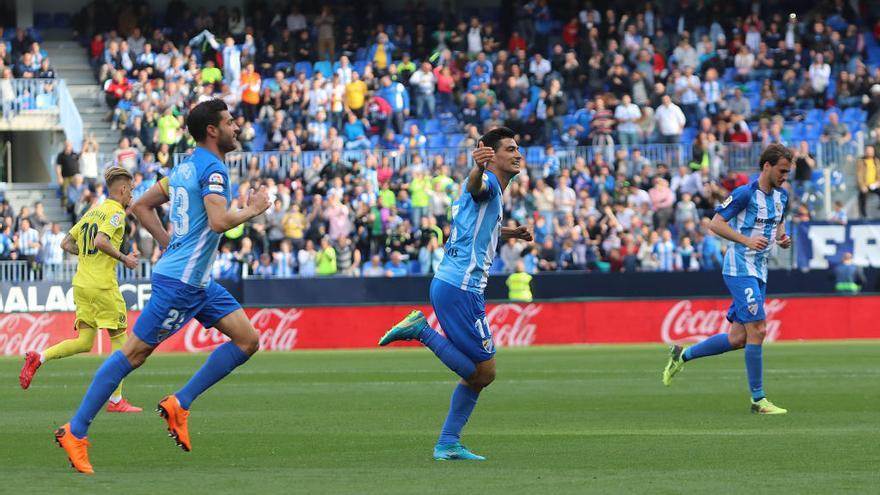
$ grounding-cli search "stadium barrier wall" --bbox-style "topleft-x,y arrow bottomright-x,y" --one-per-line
1,269 -> 877,313
2,294 -> 879,356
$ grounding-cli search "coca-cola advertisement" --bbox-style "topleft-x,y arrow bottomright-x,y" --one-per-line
2,296 -> 878,356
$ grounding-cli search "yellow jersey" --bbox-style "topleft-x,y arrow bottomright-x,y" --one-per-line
70,199 -> 126,289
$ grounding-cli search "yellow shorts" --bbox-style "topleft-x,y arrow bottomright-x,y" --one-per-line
73,286 -> 128,330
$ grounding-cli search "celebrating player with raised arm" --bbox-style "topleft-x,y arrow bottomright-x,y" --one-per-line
663,143 -> 793,415
54,99 -> 271,474
20,167 -> 142,413
379,127 -> 532,460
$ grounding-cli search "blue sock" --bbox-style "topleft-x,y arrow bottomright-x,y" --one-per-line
683,333 -> 733,362
418,326 -> 476,380
745,344 -> 764,400
438,383 -> 480,445
175,341 -> 250,410
70,351 -> 134,438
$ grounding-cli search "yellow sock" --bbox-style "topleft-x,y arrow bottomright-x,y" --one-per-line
41,326 -> 97,362
108,329 -> 128,402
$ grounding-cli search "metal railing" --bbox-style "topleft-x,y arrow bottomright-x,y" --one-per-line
0,78 -> 59,120
172,140 -> 860,180
0,259 -> 153,283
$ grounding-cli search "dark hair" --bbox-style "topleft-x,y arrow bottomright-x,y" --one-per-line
479,126 -> 516,151
186,99 -> 228,142
759,143 -> 793,170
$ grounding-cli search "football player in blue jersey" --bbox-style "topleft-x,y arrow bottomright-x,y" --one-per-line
54,99 -> 272,473
663,143 -> 793,415
379,127 -> 533,460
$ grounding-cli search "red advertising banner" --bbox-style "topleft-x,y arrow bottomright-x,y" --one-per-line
1,296 -> 878,356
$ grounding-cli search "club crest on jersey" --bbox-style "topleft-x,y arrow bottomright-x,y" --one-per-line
748,303 -> 759,315
482,338 -> 494,353
775,201 -> 783,212
109,213 -> 122,228
721,195 -> 733,208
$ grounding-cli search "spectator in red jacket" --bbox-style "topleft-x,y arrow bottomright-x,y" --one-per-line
105,70 -> 131,107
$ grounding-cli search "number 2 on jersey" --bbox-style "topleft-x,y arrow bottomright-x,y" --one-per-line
170,186 -> 190,236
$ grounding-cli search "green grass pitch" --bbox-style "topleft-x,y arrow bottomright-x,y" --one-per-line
1,342 -> 878,494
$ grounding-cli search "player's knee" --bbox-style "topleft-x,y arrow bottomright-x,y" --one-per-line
470,368 -> 496,390
235,331 -> 260,356
728,333 -> 747,349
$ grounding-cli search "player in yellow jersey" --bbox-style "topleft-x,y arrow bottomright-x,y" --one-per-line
20,167 -> 143,413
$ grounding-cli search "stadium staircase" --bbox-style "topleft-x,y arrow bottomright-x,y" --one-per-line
0,182 -> 71,232
42,34 -> 121,161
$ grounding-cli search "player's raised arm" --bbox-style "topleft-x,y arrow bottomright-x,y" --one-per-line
204,186 -> 271,233
501,225 -> 533,242
130,178 -> 171,248
466,141 -> 493,199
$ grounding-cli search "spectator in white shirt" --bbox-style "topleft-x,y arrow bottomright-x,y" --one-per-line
734,45 -> 754,82
467,17 -> 482,56
701,68 -> 722,117
529,53 -> 552,85
614,94 -> 641,146
673,37 -> 698,69
554,176 -> 576,216
654,95 -> 686,144
409,62 -> 437,119
809,53 -> 831,95
674,66 -> 701,127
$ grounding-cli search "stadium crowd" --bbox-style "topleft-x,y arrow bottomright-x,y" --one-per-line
3,0 -> 880,279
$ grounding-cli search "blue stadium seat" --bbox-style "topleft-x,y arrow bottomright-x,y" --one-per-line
313,61 -> 332,78
806,109 -> 824,123
53,13 -> 71,28
355,47 -> 367,61
408,260 -> 421,275
294,61 -> 313,77
34,13 -> 52,29
427,134 -> 446,148
744,80 -> 761,95
447,133 -> 465,147
353,60 -> 367,75
424,119 -> 441,133
274,61 -> 293,74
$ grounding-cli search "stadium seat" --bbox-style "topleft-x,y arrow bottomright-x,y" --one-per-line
427,134 -> 446,148
313,61 -> 332,78
274,61 -> 293,74
447,133 -> 465,147
806,109 -> 824,123
353,61 -> 367,75
294,61 -> 313,78
53,13 -> 71,28
424,119 -> 441,133
355,47 -> 367,61
34,13 -> 52,29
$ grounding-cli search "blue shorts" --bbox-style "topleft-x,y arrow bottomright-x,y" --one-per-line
723,275 -> 767,324
429,278 -> 495,364
133,273 -> 241,346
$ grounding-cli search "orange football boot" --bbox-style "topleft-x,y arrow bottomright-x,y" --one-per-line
54,423 -> 94,474
157,395 -> 191,451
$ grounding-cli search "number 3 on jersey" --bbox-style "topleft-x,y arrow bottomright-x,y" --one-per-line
170,186 -> 190,236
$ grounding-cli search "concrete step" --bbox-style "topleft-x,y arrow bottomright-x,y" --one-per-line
2,182 -> 59,191
69,85 -> 102,100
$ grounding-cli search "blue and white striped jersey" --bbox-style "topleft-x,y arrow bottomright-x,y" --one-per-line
716,180 -> 788,282
434,170 -> 503,294
154,147 -> 231,288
